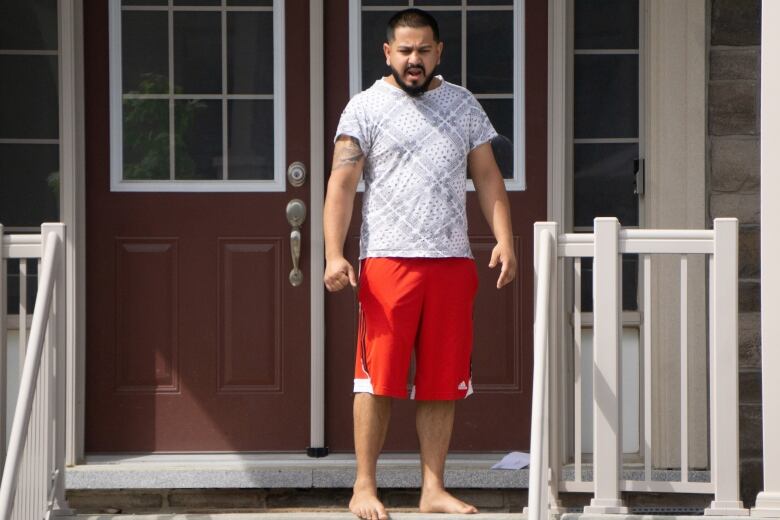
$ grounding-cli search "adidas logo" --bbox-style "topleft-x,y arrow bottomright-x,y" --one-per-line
458,381 -> 467,390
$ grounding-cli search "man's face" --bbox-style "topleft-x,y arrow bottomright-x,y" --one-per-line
383,25 -> 443,97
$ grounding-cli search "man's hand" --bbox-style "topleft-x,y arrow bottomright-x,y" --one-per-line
489,242 -> 516,289
324,256 -> 358,292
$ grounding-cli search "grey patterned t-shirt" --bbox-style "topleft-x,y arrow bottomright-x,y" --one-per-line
334,76 -> 498,259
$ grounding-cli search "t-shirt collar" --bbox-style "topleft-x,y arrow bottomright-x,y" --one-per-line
376,75 -> 446,96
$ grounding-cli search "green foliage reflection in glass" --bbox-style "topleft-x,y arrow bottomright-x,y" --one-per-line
123,73 -> 205,180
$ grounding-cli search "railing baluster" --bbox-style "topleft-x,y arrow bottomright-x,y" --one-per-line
680,254 -> 689,483
19,259 -> 27,373
574,257 -> 582,483
643,254 -> 652,482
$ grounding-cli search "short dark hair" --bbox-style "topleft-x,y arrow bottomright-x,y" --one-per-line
386,8 -> 440,43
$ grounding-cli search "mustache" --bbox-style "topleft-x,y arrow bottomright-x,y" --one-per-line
406,64 -> 425,74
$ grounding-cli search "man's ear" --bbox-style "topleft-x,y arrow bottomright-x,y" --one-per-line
383,42 -> 391,65
437,41 -> 444,64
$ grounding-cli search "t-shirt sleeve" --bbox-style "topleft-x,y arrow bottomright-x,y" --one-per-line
334,95 -> 370,155
467,96 -> 499,151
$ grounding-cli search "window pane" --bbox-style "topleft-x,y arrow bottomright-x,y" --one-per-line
361,11 -> 390,90
575,0 -> 638,50
433,11 -> 461,86
574,143 -> 638,227
6,259 -> 39,315
579,255 -> 639,312
467,11 -> 513,93
478,98 -> 513,143
228,100 -> 274,180
0,56 -> 58,140
0,0 -> 58,51
490,134 -> 514,180
174,12 -> 221,94
123,1 -> 167,5
123,99 -> 170,180
175,100 -> 222,180
468,0 -> 513,5
228,12 -> 273,94
574,55 -> 638,139
415,1 -> 461,5
362,0 -> 406,6
122,11 -> 168,94
227,0 -> 273,5
0,144 -> 59,227
174,0 -> 220,5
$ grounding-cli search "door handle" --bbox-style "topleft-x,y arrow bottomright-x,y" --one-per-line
286,199 -> 307,287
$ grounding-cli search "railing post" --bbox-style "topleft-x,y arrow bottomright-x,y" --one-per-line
705,218 -> 747,516
41,224 -> 72,517
584,217 -> 627,514
530,222 -> 560,520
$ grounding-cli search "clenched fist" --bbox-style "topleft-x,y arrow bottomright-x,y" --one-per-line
324,256 -> 357,292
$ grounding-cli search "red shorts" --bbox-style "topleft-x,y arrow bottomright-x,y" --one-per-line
354,257 -> 478,400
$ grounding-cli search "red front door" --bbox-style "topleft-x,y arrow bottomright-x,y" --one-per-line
323,0 -> 547,452
85,1 -> 311,451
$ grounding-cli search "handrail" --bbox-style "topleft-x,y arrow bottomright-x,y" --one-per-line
529,229 -> 554,520
0,235 -> 58,518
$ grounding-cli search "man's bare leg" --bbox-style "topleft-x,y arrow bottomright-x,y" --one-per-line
351,393 -> 391,520
417,400 -> 478,514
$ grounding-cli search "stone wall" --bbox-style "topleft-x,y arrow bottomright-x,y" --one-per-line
708,0 -> 762,504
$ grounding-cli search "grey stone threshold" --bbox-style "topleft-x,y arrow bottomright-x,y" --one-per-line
67,454 -> 526,490
67,453 -> 711,492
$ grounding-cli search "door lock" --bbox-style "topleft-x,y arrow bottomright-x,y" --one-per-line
286,199 -> 307,287
287,162 -> 307,188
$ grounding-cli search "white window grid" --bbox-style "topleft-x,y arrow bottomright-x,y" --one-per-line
348,0 -> 526,191
109,0 -> 286,192
1,35 -> 61,233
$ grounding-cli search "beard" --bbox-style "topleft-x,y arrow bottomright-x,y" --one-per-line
390,63 -> 438,97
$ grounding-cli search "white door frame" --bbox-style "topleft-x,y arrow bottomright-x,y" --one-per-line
59,0 -> 86,465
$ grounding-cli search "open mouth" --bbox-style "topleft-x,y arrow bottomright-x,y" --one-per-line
406,68 -> 423,80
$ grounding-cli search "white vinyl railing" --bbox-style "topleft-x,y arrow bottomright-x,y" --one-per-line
0,224 -> 71,519
530,217 -> 747,518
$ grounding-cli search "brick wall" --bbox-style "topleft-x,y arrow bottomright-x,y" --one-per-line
708,0 -> 762,504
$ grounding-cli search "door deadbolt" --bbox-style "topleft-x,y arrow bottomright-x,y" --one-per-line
287,162 -> 307,188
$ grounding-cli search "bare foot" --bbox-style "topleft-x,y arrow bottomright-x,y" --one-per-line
350,481 -> 388,520
419,486 -> 478,514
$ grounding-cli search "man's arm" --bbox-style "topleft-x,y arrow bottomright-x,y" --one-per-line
323,135 -> 365,292
468,141 -> 516,288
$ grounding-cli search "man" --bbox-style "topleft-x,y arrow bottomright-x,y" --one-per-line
323,8 -> 516,520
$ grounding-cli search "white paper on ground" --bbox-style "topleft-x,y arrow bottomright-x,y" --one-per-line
490,451 -> 530,470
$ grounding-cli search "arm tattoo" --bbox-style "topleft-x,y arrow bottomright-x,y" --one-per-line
334,137 -> 364,169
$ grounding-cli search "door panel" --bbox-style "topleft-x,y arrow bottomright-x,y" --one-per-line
324,0 -> 547,452
85,1 -> 310,451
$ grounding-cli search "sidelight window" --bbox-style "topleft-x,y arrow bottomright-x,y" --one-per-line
0,0 -> 60,231
109,0 -> 285,191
